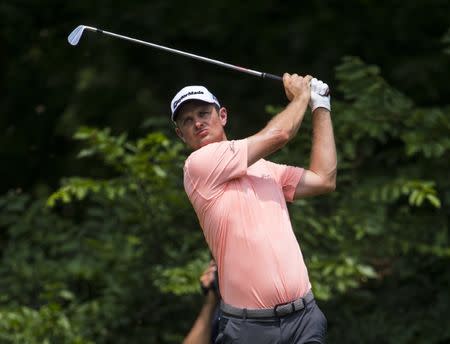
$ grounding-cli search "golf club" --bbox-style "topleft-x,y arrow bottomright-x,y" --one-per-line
68,25 -> 283,82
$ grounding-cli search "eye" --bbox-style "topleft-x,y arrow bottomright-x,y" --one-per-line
183,117 -> 193,126
199,111 -> 210,117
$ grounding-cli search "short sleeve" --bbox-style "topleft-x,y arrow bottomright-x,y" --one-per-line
264,160 -> 304,202
184,139 -> 248,199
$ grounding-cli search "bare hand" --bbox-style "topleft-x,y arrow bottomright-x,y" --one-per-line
200,260 -> 217,290
283,73 -> 313,102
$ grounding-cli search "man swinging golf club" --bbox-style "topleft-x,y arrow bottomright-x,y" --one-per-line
171,73 -> 336,344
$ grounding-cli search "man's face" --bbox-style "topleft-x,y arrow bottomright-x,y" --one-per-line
175,100 -> 227,150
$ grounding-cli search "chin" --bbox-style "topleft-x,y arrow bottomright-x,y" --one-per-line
193,134 -> 221,149
199,140 -> 211,148
190,139 -> 209,150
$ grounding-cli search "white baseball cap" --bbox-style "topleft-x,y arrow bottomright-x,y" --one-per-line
170,85 -> 220,122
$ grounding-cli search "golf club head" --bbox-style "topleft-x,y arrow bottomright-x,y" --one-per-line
68,25 -> 96,46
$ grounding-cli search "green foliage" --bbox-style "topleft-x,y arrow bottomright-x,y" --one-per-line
323,256 -> 450,344
2,54 -> 450,342
1,5 -> 449,338
1,127 -> 202,342
276,57 -> 449,321
42,55 -> 450,342
47,128 -> 184,206
0,304 -> 92,344
287,57 -> 448,342
370,179 -> 441,208
153,250 -> 210,295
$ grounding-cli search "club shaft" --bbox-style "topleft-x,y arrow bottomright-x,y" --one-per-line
85,27 -> 282,82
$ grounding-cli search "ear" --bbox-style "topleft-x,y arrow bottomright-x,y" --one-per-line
175,127 -> 186,142
218,107 -> 228,127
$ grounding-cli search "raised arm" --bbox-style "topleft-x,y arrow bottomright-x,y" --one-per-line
295,79 -> 337,198
247,73 -> 312,167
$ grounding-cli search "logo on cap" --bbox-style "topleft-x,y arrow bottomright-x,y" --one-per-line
170,85 -> 220,122
173,91 -> 205,109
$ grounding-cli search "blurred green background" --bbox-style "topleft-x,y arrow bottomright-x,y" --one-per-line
1,0 -> 449,343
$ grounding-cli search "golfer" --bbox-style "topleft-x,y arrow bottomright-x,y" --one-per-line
171,73 -> 336,343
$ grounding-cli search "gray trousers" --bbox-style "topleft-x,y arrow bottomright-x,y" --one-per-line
215,299 -> 327,344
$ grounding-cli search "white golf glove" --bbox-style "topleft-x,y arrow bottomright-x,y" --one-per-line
309,78 -> 331,112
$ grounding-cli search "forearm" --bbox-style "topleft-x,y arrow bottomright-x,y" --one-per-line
247,74 -> 312,166
247,97 -> 309,166
309,108 -> 337,188
183,293 -> 218,344
264,96 -> 310,140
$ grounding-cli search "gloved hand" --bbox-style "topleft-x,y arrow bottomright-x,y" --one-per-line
309,78 -> 331,112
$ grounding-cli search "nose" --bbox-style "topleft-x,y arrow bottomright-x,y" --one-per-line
194,118 -> 203,128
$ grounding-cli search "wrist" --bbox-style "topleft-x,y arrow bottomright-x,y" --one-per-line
312,107 -> 331,115
291,95 -> 310,110
205,290 -> 219,305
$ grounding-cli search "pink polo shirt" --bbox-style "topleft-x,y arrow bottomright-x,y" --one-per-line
183,139 -> 311,309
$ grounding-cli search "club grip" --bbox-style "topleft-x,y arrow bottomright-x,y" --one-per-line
262,73 -> 283,82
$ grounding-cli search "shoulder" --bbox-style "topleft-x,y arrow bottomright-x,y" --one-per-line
185,140 -> 246,166
184,139 -> 248,185
184,141 -> 225,171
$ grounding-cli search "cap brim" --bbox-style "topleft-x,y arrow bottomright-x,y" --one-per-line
172,98 -> 217,122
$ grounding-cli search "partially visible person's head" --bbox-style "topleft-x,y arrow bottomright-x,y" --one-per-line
170,85 -> 228,150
